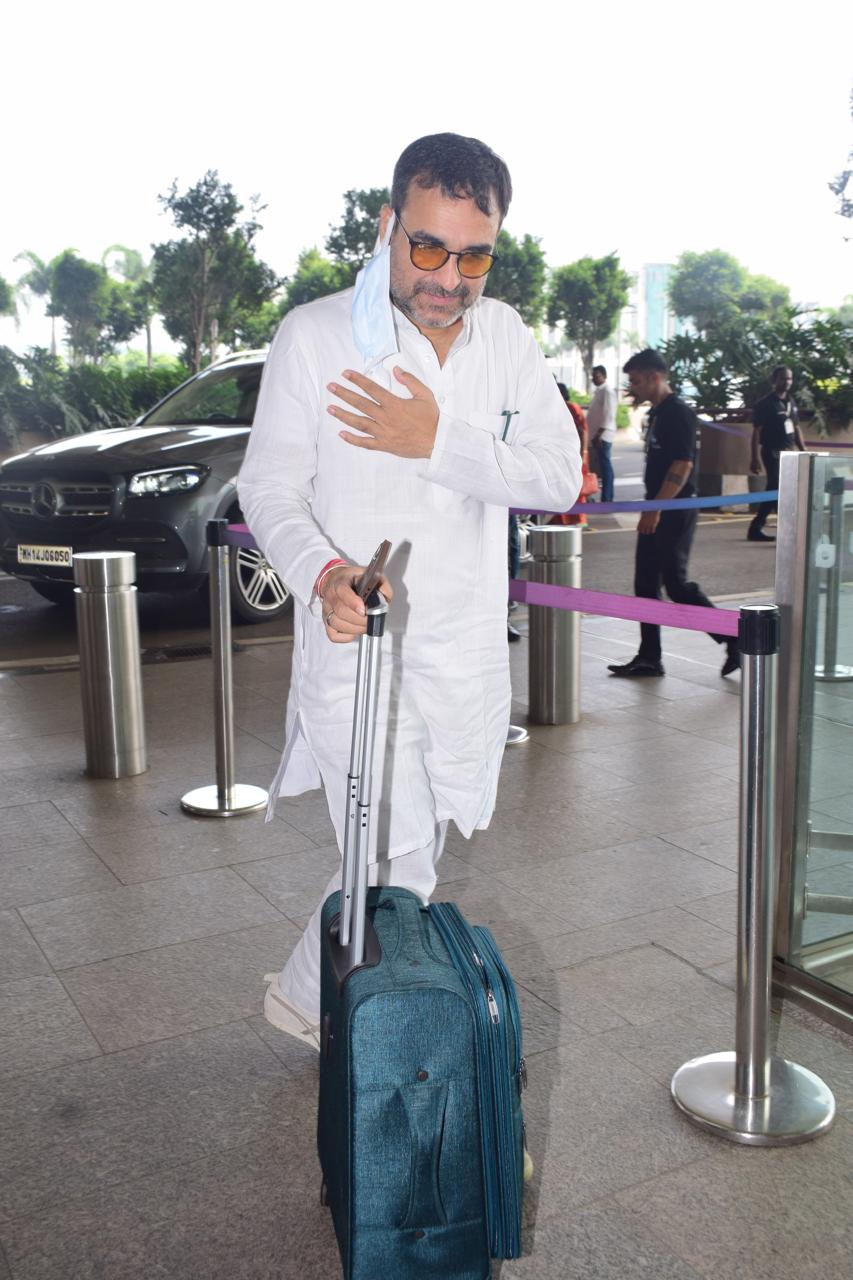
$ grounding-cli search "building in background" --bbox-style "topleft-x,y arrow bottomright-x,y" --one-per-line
545,262 -> 685,395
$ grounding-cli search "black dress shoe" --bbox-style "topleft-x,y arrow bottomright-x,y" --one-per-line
747,528 -> 775,542
721,647 -> 741,676
607,656 -> 665,678
507,623 -> 522,643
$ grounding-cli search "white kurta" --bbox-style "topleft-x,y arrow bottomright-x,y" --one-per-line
237,288 -> 582,862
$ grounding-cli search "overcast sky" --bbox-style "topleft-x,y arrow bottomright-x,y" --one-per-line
2,0 -> 851,355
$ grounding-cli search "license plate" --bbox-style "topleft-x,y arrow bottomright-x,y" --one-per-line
17,544 -> 74,568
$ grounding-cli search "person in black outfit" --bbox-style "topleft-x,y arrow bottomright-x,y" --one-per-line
608,349 -> 740,679
747,365 -> 805,542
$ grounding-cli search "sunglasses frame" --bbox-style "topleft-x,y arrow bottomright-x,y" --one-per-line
393,211 -> 498,279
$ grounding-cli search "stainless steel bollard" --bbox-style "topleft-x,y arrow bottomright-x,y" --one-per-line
671,605 -> 835,1145
181,520 -> 268,818
528,526 -> 581,724
73,551 -> 147,779
815,476 -> 853,682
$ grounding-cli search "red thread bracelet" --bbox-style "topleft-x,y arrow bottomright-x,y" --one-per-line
315,558 -> 346,599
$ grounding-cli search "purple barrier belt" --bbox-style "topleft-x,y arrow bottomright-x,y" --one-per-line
805,441 -> 853,450
226,522 -> 259,549
509,578 -> 740,637
511,490 -> 776,517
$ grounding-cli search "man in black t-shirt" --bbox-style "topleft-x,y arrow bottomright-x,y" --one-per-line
607,349 -> 740,679
747,365 -> 805,542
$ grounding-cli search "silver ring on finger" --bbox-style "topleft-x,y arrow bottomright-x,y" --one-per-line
325,609 -> 335,627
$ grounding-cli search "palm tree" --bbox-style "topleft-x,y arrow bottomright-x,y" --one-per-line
14,251 -> 57,355
0,275 -> 16,321
103,244 -> 155,368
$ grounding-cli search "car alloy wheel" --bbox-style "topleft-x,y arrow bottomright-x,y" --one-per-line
229,545 -> 291,623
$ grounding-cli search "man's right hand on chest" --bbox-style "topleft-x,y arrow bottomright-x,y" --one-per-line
317,564 -> 394,645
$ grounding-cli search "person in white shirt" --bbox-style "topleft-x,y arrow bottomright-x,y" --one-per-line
238,133 -> 582,1048
586,364 -> 617,502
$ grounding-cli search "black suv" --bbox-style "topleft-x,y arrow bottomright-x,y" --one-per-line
0,351 -> 289,622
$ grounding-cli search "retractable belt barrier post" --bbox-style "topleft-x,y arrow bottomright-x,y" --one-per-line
528,526 -> 581,725
73,550 -> 147,779
181,519 -> 268,818
815,476 -> 853,682
671,605 -> 835,1145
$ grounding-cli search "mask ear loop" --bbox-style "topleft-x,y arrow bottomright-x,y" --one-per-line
372,210 -> 396,256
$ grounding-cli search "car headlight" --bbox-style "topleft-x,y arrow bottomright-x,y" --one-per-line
127,466 -> 207,497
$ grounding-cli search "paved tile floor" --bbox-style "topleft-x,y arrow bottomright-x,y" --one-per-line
0,607 -> 851,1279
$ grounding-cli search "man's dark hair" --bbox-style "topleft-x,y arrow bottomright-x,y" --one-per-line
593,364 -> 607,378
623,349 -> 668,375
556,381 -> 570,402
391,133 -> 512,221
771,364 -> 792,381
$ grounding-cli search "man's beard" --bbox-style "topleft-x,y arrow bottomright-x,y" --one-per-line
391,279 -> 473,330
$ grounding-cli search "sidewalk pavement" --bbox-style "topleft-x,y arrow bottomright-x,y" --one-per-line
0,607 -> 850,1279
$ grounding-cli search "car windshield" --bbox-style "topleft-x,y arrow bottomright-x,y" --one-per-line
143,364 -> 263,427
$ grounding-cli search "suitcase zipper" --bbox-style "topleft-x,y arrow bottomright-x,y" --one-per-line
429,903 -> 523,1259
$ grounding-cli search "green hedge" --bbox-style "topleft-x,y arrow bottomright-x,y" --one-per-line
0,349 -> 189,450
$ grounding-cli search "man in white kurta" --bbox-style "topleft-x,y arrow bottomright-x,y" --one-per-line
238,133 -> 581,1047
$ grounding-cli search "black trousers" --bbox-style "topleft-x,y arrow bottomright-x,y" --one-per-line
750,446 -> 781,532
635,506 -> 729,661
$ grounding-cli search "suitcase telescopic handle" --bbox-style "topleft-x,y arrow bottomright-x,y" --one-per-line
339,587 -> 387,964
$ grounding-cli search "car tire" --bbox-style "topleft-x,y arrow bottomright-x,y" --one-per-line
228,543 -> 291,624
30,582 -> 76,608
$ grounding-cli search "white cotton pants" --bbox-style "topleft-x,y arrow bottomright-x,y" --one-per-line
276,821 -> 449,1021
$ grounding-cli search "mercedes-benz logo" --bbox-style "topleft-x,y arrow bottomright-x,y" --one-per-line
32,482 -> 58,518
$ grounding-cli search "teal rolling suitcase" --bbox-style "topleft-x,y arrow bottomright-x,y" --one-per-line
317,589 -> 526,1279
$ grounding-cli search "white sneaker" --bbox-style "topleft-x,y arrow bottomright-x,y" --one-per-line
263,973 -> 321,1051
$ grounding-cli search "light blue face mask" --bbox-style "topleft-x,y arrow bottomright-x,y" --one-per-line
351,212 -> 399,374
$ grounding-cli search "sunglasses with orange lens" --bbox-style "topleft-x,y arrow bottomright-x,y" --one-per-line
395,212 -> 498,279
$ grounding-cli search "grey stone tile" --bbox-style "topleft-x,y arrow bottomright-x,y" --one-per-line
49,777 -> 212,837
19,868 -> 284,968
246,1013 -> 322,1080
0,975 -> 101,1078
232,843 -> 341,926
274,791 -> 337,846
0,1021 -> 292,1222
446,806 -> 645,876
520,1037 -> 718,1217
0,803 -> 80,855
576,735 -> 739,787
0,1127 -> 337,1280
59,920 -> 302,1052
681,890 -> 737,934
435,847 -> 475,883
0,911 -> 50,983
87,812 -> 316,884
503,1199 -> 703,1279
518,706 -> 681,756
618,691 -> 740,746
0,840 -> 119,910
660,817 -> 739,871
616,1117 -> 853,1280
503,906 -> 734,996
433,875 -> 570,952
496,838 -> 735,932
540,944 -> 737,1032
601,776 -> 740,835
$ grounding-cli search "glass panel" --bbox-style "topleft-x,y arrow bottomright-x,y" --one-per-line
788,452 -> 853,996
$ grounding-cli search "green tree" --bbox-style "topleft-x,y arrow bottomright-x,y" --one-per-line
152,171 -> 279,372
0,276 -> 15,319
14,251 -> 58,355
103,245 -> 156,368
281,247 -> 350,315
486,231 -> 547,328
49,250 -> 112,363
669,249 -> 790,333
547,253 -> 631,388
326,187 -> 390,286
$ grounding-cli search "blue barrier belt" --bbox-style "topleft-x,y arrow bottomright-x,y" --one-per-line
511,490 -> 777,517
